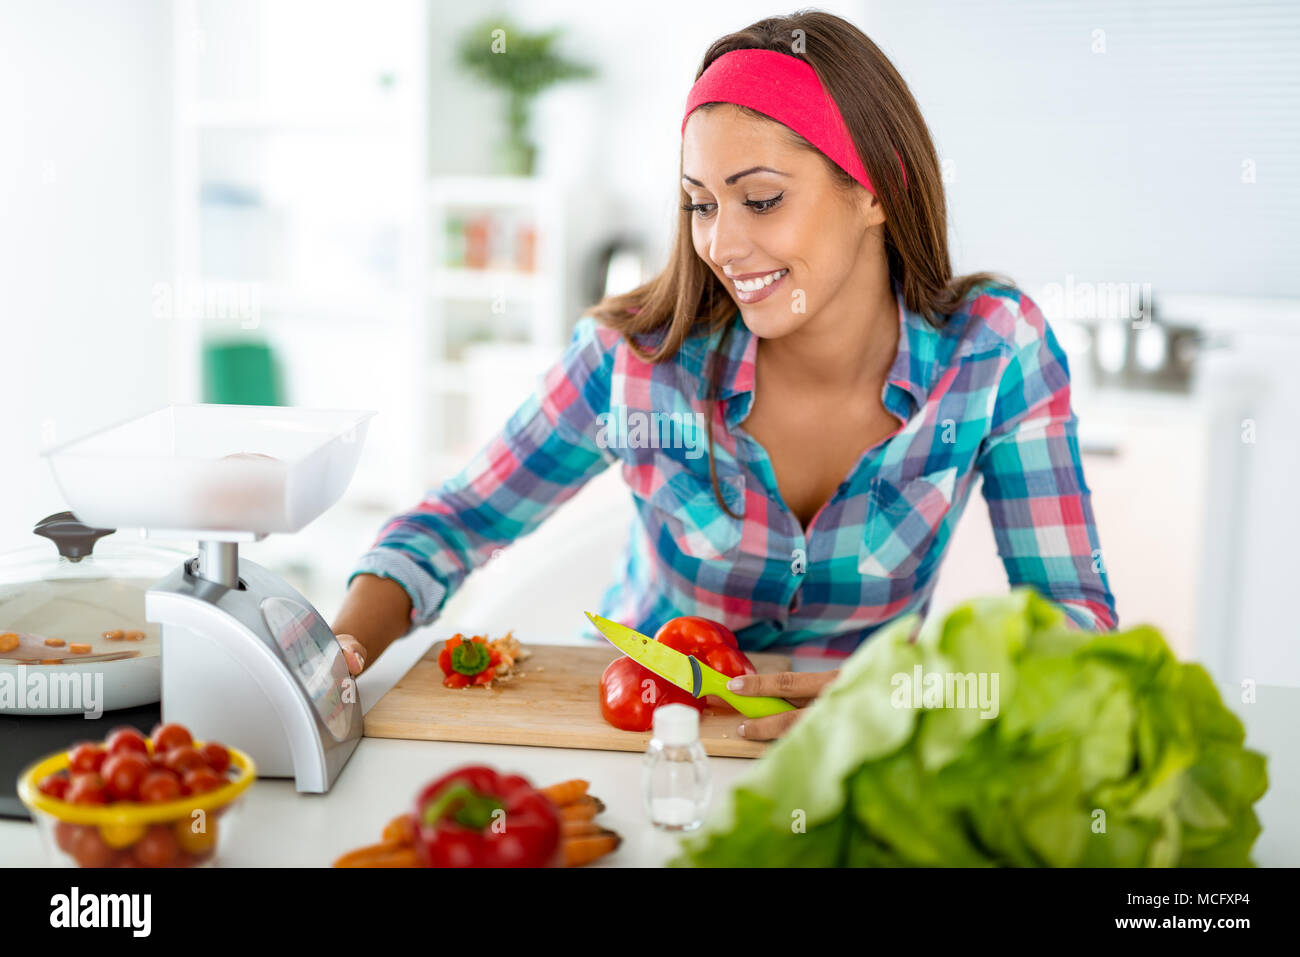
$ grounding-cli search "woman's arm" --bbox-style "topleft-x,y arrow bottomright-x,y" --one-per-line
974,293 -> 1118,632
336,316 -> 619,669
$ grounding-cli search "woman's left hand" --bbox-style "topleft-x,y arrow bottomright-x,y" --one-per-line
724,670 -> 840,740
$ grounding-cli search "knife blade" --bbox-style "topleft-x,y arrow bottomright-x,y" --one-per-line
584,612 -> 796,720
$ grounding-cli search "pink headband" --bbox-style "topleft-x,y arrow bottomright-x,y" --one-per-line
681,48 -> 903,195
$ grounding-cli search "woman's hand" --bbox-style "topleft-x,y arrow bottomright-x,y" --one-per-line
330,574 -> 415,678
334,633 -> 367,676
725,670 -> 840,740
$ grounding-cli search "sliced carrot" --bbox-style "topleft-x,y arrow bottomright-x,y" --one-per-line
564,831 -> 622,867
0,633 -> 18,653
69,643 -> 92,654
44,638 -> 65,648
382,814 -> 416,846
541,779 -> 589,806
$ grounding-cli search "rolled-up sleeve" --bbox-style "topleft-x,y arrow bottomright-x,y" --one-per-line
348,316 -> 618,627
975,295 -> 1118,632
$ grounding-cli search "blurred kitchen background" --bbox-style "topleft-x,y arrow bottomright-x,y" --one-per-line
1,0 -> 1297,685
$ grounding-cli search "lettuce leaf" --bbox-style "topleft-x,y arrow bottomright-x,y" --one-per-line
670,586 -> 1269,867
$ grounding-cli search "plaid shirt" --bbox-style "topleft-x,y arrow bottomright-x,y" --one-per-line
351,281 -> 1118,662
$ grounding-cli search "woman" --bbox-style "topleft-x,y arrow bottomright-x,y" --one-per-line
332,11 -> 1118,741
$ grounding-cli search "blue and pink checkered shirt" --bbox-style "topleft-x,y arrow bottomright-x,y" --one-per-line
350,280 -> 1118,663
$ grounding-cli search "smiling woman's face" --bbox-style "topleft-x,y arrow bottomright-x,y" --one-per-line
681,104 -> 884,340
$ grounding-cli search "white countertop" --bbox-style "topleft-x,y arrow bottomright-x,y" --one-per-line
3,625 -> 1297,867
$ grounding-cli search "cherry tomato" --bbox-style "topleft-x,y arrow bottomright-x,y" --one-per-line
198,742 -> 230,774
55,820 -> 86,854
132,825 -> 179,867
182,767 -> 223,795
65,773 -> 108,805
151,723 -> 193,752
163,745 -> 206,776
174,816 -> 218,855
38,773 -> 70,800
138,769 -> 181,803
97,822 -> 145,849
72,827 -> 115,867
101,752 -> 151,801
105,726 -> 148,757
68,742 -> 106,775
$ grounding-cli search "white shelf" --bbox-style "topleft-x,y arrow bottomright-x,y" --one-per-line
427,175 -> 551,206
427,267 -> 542,301
180,100 -> 408,130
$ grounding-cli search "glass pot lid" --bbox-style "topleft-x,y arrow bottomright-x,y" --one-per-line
0,512 -> 191,666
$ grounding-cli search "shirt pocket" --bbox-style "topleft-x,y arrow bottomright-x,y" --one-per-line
641,457 -> 745,562
858,465 -> 958,579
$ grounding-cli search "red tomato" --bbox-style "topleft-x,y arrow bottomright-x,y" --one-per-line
101,752 -> 152,801
597,616 -> 758,731
599,656 -> 703,732
198,742 -> 230,774
162,745 -> 205,776
654,616 -> 756,709
132,826 -> 179,867
71,828 -> 115,868
182,767 -> 223,795
151,723 -> 193,752
65,773 -> 108,805
68,742 -> 106,775
38,773 -> 70,800
138,769 -> 182,803
105,726 -> 148,757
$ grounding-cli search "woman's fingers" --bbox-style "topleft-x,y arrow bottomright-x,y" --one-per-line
725,669 -> 839,701
737,707 -> 806,741
335,633 -> 367,675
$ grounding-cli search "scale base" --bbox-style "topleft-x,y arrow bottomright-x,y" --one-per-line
146,556 -> 363,793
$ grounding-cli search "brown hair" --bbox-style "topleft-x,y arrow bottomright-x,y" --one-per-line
583,9 -> 1015,518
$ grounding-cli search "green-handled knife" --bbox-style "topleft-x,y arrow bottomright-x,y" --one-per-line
584,612 -> 796,719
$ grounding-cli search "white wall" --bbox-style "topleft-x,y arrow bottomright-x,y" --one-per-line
0,0 -> 174,552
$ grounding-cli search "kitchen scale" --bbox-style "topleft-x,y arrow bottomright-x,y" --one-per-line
42,404 -> 376,793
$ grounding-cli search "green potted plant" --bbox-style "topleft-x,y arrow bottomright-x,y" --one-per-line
456,18 -> 596,176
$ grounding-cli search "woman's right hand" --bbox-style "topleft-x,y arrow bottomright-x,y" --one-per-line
330,573 -> 415,678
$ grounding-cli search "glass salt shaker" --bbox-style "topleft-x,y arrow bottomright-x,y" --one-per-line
642,703 -> 711,831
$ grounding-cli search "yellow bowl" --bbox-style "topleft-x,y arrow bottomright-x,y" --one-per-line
18,739 -> 256,867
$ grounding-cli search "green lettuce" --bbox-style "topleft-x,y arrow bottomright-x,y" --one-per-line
671,587 -> 1267,867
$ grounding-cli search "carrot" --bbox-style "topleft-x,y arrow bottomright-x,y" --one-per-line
559,795 -> 602,822
562,819 -> 603,838
541,779 -> 589,806
563,830 -> 622,867
382,813 -> 416,846
333,842 -> 420,868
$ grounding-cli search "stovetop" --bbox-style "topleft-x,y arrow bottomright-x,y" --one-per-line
0,704 -> 161,819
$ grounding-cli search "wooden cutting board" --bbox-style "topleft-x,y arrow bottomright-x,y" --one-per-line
364,643 -> 791,758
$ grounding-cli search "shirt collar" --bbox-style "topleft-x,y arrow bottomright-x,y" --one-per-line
679,277 -> 940,412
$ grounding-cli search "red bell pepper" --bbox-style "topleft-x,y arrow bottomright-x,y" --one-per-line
598,616 -> 757,732
437,634 -> 502,688
412,765 -> 561,867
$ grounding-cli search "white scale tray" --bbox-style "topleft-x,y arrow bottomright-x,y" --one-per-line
42,404 -> 376,540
